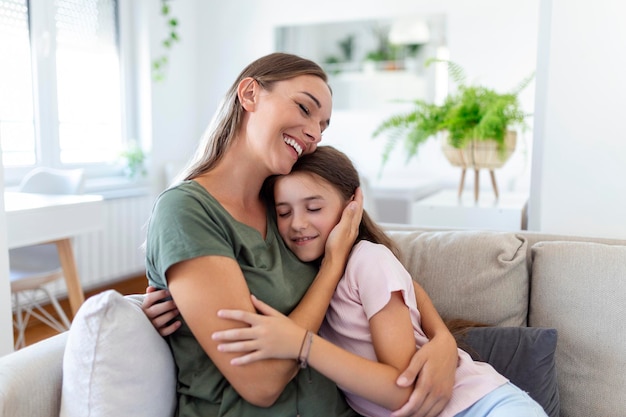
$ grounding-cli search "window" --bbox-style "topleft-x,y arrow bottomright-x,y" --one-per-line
0,0 -> 126,178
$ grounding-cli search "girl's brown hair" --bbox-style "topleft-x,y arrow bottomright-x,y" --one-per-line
265,146 -> 400,257
177,53 -> 329,182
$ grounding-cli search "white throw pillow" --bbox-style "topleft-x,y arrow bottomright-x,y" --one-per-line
60,290 -> 176,417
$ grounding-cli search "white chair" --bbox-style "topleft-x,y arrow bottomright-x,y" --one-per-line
10,167 -> 85,349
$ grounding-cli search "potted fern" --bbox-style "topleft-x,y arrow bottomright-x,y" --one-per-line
373,59 -> 533,199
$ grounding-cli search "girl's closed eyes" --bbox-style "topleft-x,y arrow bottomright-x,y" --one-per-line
274,173 -> 345,263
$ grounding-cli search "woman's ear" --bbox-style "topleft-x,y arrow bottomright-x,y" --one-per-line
237,77 -> 258,112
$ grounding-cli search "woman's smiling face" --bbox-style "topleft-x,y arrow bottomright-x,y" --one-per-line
244,75 -> 332,176
274,171 -> 345,262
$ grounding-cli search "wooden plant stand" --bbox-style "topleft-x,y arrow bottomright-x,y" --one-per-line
442,131 -> 517,202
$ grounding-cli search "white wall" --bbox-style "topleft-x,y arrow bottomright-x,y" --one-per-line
143,0 -> 203,193
529,0 -> 626,238
188,0 -> 539,195
144,0 -> 626,239
0,150 -> 15,355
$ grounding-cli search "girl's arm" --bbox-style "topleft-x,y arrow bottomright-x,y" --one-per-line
391,281 -> 458,417
287,188 -> 363,331
141,188 -> 363,337
214,292 -> 419,411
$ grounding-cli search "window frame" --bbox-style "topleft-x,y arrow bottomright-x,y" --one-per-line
2,0 -> 144,189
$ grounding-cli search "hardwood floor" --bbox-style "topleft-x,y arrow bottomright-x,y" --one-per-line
13,273 -> 148,348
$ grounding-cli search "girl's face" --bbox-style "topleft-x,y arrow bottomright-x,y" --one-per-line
244,75 -> 332,176
274,172 -> 345,262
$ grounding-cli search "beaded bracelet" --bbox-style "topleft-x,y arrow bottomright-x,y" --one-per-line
297,330 -> 314,369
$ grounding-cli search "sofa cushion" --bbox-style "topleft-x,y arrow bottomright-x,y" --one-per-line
60,290 -> 176,417
460,326 -> 559,417
529,241 -> 626,417
389,230 -> 529,326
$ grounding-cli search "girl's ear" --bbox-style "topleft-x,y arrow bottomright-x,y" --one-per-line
237,77 -> 258,112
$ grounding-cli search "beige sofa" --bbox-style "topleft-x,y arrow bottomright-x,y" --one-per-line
1,227 -> 625,417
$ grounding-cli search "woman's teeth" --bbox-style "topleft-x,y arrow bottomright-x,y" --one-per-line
284,137 -> 303,156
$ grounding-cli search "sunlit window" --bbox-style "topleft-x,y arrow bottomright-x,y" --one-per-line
0,0 -> 36,166
0,0 -> 123,171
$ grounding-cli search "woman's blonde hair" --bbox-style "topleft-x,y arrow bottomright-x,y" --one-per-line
264,145 -> 400,257
178,53 -> 328,182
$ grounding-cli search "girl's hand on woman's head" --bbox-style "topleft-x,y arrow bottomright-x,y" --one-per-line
142,286 -> 182,337
212,295 -> 306,366
324,187 -> 363,265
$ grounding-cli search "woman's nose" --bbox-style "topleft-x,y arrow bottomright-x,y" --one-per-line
304,121 -> 322,144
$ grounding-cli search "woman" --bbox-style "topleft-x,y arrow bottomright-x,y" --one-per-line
213,146 -> 548,417
143,52 -> 457,417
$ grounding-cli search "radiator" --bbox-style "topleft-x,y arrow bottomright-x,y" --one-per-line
72,194 -> 153,291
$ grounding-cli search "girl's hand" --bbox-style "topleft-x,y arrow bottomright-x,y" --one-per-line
212,295 -> 306,365
325,187 -> 363,265
391,333 -> 457,417
142,286 -> 182,337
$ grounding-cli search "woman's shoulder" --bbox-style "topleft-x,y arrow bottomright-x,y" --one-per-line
154,181 -> 218,211
159,180 -> 209,200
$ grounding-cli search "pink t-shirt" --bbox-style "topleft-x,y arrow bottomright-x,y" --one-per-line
319,241 -> 508,417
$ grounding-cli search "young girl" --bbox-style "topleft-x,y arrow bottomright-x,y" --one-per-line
212,146 -> 548,417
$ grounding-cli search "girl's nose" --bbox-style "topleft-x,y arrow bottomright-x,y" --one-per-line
291,212 -> 308,231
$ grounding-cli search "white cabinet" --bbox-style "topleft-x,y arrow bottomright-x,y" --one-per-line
371,179 -> 441,224
411,190 -> 528,231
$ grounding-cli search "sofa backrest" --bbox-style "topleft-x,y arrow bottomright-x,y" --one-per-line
386,229 -> 530,326
385,225 -> 626,417
528,239 -> 626,417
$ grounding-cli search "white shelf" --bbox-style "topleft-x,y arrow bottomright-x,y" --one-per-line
411,190 -> 528,231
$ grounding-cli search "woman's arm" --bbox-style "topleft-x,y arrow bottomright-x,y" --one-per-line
390,281 -> 458,417
164,192 -> 363,408
214,292 -> 419,411
141,188 -> 363,337
167,255 -> 297,407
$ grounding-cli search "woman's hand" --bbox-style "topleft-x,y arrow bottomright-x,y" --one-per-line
390,333 -> 457,417
142,286 -> 181,336
212,295 -> 306,365
324,187 -> 363,266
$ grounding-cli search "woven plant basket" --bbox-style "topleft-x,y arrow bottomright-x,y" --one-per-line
442,130 -> 517,169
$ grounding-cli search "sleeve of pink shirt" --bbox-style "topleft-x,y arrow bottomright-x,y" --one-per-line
344,241 -> 418,321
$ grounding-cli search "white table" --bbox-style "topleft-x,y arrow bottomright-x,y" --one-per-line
411,190 -> 528,231
4,192 -> 104,316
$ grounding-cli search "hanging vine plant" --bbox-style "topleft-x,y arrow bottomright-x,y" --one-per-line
152,0 -> 180,82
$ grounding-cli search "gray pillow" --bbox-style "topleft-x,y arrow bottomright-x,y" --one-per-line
459,326 -> 559,417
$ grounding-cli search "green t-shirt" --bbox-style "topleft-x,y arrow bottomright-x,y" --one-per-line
146,181 -> 358,417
